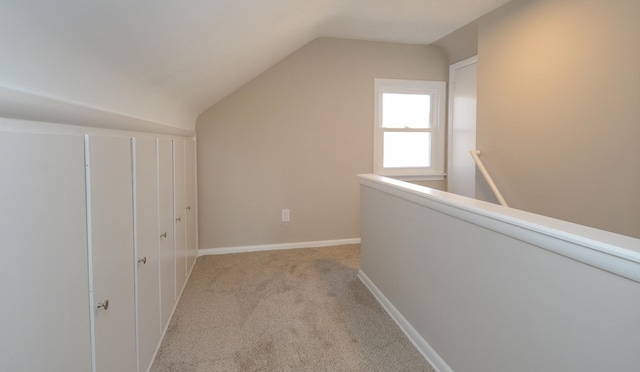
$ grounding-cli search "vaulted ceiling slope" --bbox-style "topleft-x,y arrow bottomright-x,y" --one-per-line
0,0 -> 510,131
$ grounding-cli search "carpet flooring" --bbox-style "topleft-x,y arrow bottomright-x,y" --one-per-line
150,244 -> 435,371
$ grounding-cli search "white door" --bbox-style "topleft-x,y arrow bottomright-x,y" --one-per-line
158,138 -> 175,328
86,135 -> 136,372
133,137 -> 162,372
0,132 -> 91,372
173,138 -> 187,295
447,56 -> 478,198
185,137 -> 197,272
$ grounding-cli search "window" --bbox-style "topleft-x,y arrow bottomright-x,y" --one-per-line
374,79 -> 446,180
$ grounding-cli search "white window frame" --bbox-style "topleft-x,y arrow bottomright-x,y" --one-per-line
374,78 -> 446,181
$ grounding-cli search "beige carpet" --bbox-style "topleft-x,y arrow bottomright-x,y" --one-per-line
151,244 -> 435,371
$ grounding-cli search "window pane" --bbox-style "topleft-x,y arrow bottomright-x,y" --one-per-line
382,93 -> 430,129
383,132 -> 431,168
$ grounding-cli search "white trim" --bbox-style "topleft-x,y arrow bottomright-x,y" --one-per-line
154,138 -> 163,336
0,116 -> 191,140
171,139 -> 177,301
131,138 -> 141,372
374,78 -> 446,178
0,84 -> 194,136
393,174 -> 446,182
192,136 -> 199,266
358,270 -> 453,372
358,174 -> 640,283
83,135 -> 97,372
447,55 -> 478,193
199,238 -> 361,256
146,255 -> 197,372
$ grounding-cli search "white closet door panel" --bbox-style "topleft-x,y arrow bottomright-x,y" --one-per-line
0,132 -> 91,372
448,58 -> 478,198
158,138 -> 175,328
185,137 -> 197,272
173,138 -> 187,295
87,135 -> 136,372
133,137 -> 162,372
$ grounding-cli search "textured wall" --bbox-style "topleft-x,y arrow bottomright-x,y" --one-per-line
196,38 -> 447,249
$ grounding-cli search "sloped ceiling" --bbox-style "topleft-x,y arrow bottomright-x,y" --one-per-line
0,0 -> 510,130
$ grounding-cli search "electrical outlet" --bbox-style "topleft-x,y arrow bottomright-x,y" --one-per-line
281,209 -> 290,222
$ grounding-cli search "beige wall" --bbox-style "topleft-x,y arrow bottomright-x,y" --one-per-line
472,0 -> 640,238
196,38 -> 448,249
432,20 -> 479,65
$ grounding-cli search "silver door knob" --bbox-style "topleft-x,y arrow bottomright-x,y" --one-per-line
138,257 -> 147,264
97,300 -> 109,310
160,232 -> 167,239
176,217 -> 182,222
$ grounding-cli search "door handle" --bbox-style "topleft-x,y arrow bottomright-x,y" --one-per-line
97,299 -> 109,311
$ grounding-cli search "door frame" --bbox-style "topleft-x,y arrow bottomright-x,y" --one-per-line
447,55 -> 478,194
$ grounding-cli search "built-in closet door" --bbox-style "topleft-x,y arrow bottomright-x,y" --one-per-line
86,135 -> 136,372
133,137 -> 162,372
174,138 -> 187,294
158,138 -> 175,328
185,137 -> 197,272
0,132 -> 91,372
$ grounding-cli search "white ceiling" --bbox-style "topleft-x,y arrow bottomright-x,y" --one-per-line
0,0 -> 510,130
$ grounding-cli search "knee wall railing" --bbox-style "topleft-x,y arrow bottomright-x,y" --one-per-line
358,174 -> 640,372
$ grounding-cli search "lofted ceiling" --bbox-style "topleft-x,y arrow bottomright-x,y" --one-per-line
0,0 -> 510,130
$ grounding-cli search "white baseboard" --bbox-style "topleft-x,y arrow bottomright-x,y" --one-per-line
198,238 -> 361,256
148,256 -> 198,372
358,270 -> 453,372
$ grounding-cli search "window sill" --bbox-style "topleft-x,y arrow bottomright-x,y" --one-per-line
381,174 -> 446,182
